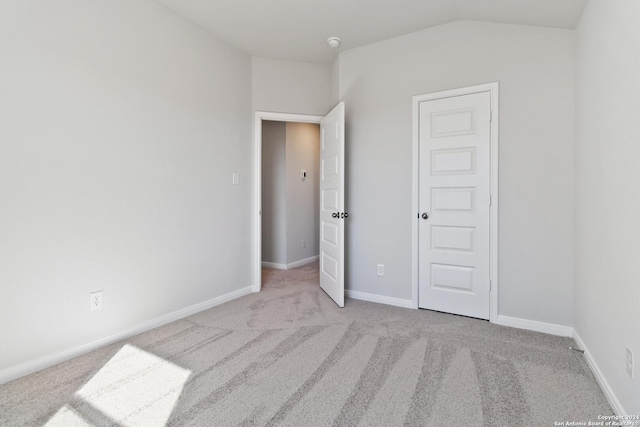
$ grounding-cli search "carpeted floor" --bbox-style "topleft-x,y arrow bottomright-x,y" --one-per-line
0,262 -> 612,426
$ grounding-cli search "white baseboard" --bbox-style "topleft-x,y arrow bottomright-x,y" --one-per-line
494,314 -> 574,337
287,256 -> 319,269
572,331 -> 628,417
262,255 -> 319,271
262,261 -> 287,270
345,290 -> 415,309
493,316 -> 633,418
0,286 -> 253,385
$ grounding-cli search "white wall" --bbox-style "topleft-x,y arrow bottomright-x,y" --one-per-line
337,21 -> 576,326
575,0 -> 640,414
331,56 -> 340,106
285,123 -> 320,264
261,121 -> 287,264
252,57 -> 333,116
0,0 -> 252,374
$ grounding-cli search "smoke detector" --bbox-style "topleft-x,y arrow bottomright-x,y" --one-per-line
327,37 -> 341,48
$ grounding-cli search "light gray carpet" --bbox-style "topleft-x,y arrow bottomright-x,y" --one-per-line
0,262 -> 612,426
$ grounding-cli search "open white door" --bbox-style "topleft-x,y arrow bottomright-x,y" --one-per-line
319,102 -> 345,307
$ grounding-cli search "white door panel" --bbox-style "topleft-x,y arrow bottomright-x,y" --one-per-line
418,92 -> 491,319
320,103 -> 345,307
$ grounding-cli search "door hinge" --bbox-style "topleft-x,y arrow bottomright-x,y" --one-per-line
489,280 -> 492,291
489,195 -> 492,206
490,109 -> 493,122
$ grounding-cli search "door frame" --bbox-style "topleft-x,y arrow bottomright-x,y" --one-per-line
252,111 -> 324,293
411,82 -> 499,322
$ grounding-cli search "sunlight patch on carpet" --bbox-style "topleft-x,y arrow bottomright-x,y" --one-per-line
45,405 -> 93,426
45,344 -> 191,427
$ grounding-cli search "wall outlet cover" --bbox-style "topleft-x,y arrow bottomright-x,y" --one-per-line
90,291 -> 103,311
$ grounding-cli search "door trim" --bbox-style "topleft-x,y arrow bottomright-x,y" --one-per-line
411,82 -> 499,322
252,111 -> 324,293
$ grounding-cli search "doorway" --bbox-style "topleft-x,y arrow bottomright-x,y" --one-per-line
252,112 -> 324,296
252,105 -> 346,307
412,83 -> 499,321
261,120 -> 321,271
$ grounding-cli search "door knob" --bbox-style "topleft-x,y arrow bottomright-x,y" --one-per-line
422,212 -> 429,220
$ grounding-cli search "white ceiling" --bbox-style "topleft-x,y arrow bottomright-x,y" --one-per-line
154,0 -> 587,64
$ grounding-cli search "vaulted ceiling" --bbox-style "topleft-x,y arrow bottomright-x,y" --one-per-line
154,0 -> 587,64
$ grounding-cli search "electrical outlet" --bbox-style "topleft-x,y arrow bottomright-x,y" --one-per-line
377,264 -> 384,276
302,239 -> 306,248
90,291 -> 103,311
232,172 -> 239,185
626,347 -> 634,379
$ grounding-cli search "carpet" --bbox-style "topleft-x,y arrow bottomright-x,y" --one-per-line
0,262 -> 612,426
